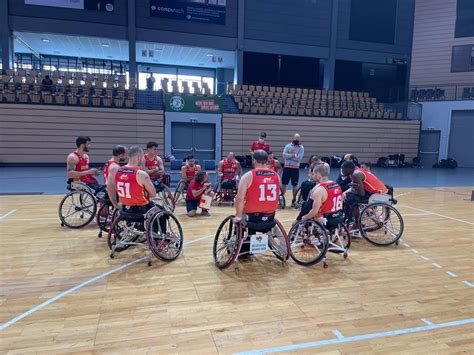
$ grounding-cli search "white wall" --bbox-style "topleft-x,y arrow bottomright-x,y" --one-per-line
420,101 -> 474,159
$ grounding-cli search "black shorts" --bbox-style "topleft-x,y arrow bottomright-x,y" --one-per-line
221,179 -> 236,190
152,178 -> 165,192
282,168 -> 299,186
300,180 -> 316,201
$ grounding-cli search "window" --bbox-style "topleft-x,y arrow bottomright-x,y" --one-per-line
455,0 -> 474,38
451,45 -> 474,72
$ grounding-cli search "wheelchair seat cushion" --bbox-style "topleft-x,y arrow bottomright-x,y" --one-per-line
324,211 -> 344,228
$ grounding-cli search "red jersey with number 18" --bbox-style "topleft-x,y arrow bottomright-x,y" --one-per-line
244,168 -> 280,214
114,166 -> 149,206
318,181 -> 343,217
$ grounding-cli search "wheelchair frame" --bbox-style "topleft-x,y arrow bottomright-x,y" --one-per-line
58,181 -> 99,229
212,176 -> 238,206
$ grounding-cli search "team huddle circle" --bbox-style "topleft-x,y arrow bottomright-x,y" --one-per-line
59,134 -> 404,270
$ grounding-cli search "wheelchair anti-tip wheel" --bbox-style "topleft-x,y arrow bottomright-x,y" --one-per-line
288,220 -> 329,266
213,215 -> 243,269
58,190 -> 97,228
359,202 -> 404,246
146,210 -> 183,261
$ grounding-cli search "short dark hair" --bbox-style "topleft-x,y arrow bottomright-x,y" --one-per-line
195,171 -> 207,183
76,136 -> 91,148
187,155 -> 195,160
341,160 -> 356,172
260,132 -> 267,138
253,149 -> 268,164
112,145 -> 126,157
267,150 -> 273,155
146,141 -> 158,149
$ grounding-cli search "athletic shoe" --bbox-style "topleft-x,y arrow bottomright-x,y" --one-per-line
201,210 -> 210,216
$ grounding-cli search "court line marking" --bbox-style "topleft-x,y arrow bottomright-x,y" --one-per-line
395,192 -> 411,198
403,242 -> 411,247
420,256 -> 430,261
432,263 -> 442,269
0,217 -> 296,330
421,318 -> 433,326
447,272 -> 457,277
410,248 -> 419,254
235,318 -> 474,355
399,204 -> 474,225
463,281 -> 474,288
0,209 -> 17,221
332,329 -> 345,340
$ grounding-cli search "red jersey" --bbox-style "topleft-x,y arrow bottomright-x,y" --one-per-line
72,151 -> 98,184
354,168 -> 387,194
268,159 -> 279,173
318,181 -> 343,217
251,140 -> 270,152
184,164 -> 199,179
144,154 -> 162,180
244,168 -> 280,214
103,159 -> 118,184
114,166 -> 149,206
186,179 -> 205,201
221,159 -> 238,180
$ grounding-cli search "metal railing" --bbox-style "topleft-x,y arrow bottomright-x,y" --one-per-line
409,83 -> 474,102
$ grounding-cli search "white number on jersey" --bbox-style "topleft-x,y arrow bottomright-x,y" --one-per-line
332,195 -> 343,212
258,183 -> 278,202
117,181 -> 131,199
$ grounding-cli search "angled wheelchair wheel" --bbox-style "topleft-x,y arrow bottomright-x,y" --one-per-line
294,188 -> 304,209
213,215 -> 243,269
269,219 -> 291,261
107,214 -> 145,252
155,185 -> 176,213
359,202 -> 404,246
146,210 -> 183,261
58,190 -> 97,228
278,188 -> 286,210
288,220 -> 329,266
96,203 -> 117,235
173,180 -> 187,205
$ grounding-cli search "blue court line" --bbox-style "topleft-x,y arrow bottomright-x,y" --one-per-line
332,329 -> 345,340
447,271 -> 457,277
235,318 -> 474,355
432,263 -> 443,269
0,209 -> 17,221
463,281 -> 474,288
420,256 -> 430,261
421,318 -> 433,326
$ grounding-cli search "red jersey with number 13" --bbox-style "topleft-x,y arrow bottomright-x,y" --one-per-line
244,168 -> 280,214
115,166 -> 149,206
318,181 -> 343,216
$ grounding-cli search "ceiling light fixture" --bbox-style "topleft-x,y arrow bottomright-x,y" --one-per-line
41,38 -> 49,42
206,53 -> 213,57
101,43 -> 110,47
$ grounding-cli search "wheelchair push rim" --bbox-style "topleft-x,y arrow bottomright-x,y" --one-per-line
328,223 -> 351,254
359,202 -> 404,246
213,215 -> 243,269
58,190 -> 97,228
278,188 -> 286,210
154,185 -> 176,213
96,203 -> 117,233
146,210 -> 183,261
269,219 -> 291,261
288,220 -> 329,266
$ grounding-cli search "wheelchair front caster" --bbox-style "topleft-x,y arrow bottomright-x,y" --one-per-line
110,253 -> 114,259
98,231 -> 102,238
343,252 -> 348,259
61,223 -> 64,227
148,261 -> 152,267
323,262 -> 328,269
395,240 -> 400,246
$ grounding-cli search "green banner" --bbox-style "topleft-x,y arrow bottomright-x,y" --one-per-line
165,94 -> 223,113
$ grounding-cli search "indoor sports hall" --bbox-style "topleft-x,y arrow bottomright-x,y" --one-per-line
0,0 -> 473,353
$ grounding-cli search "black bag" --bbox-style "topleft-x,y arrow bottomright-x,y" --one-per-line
377,157 -> 388,168
433,158 -> 458,169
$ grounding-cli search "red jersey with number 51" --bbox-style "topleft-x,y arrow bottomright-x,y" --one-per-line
318,181 -> 343,216
244,168 -> 280,214
115,166 -> 149,206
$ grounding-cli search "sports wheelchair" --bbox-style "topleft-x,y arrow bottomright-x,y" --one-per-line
58,180 -> 113,229
213,214 -> 291,271
107,204 -> 183,266
96,193 -> 118,238
278,188 -> 286,209
345,189 -> 404,247
212,176 -> 238,205
173,179 -> 190,205
151,177 -> 175,212
288,211 -> 351,268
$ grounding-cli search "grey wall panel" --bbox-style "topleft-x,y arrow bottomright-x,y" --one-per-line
337,0 -> 415,57
244,0 -> 332,48
8,0 -> 128,26
244,40 -> 330,59
448,110 -> 474,168
135,0 -> 238,39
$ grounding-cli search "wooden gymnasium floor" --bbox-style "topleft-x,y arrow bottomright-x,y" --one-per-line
0,187 -> 473,354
